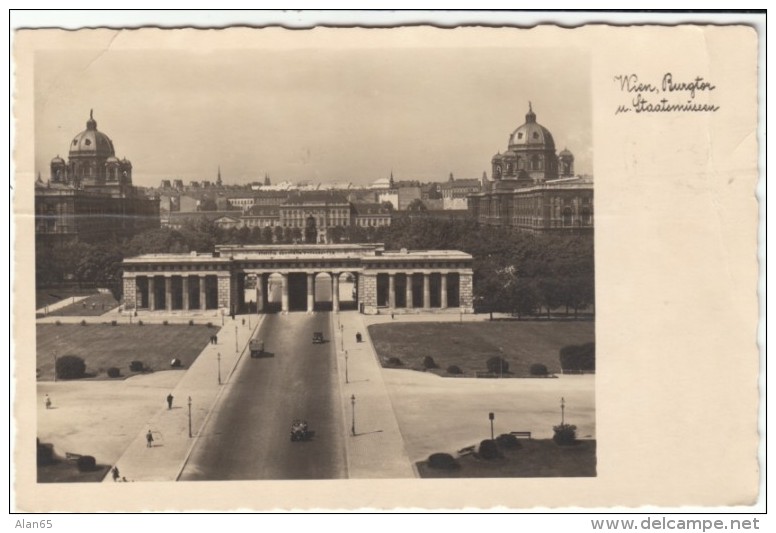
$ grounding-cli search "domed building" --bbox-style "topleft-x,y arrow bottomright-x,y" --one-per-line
36,111 -> 159,246
469,103 -> 593,234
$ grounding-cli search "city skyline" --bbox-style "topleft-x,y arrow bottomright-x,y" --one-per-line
35,46 -> 592,188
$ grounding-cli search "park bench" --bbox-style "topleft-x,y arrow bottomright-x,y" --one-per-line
510,431 -> 532,439
457,445 -> 476,456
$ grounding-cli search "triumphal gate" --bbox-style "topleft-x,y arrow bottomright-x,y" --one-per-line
122,244 -> 474,315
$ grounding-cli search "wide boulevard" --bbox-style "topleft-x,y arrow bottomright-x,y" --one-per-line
179,310 -> 347,480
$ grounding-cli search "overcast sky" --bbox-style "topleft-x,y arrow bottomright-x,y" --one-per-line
35,46 -> 591,188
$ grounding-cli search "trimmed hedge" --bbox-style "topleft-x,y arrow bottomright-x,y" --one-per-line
129,361 -> 144,372
553,423 -> 578,446
478,439 -> 502,460
76,455 -> 97,472
486,356 -> 509,374
559,342 -> 595,372
496,433 -> 522,450
386,357 -> 403,367
106,367 -> 121,378
427,453 -> 459,470
530,363 -> 549,376
446,365 -> 462,375
422,356 -> 438,369
55,355 -> 86,380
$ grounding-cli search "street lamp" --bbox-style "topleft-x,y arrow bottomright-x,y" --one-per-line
217,352 -> 222,385
350,394 -> 356,436
344,350 -> 349,384
561,397 -> 566,425
187,396 -> 192,438
235,325 -> 238,353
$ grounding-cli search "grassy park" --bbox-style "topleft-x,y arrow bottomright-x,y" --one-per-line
36,323 -> 217,380
368,320 -> 594,377
417,439 -> 597,478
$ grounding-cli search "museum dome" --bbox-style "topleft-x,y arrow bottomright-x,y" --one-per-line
68,110 -> 116,159
508,103 -> 555,151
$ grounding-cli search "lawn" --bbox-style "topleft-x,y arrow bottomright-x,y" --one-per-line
36,288 -> 98,309
416,439 -> 596,478
368,320 -> 594,377
36,323 -> 218,381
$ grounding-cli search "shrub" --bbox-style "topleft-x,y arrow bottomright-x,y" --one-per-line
137,320 -> 144,326
496,433 -> 522,450
446,365 -> 462,375
478,439 -> 502,460
486,356 -> 509,374
559,342 -> 595,372
386,357 -> 403,367
427,452 -> 459,470
111,320 -> 118,326
553,423 -> 578,446
170,358 -> 182,368
530,363 -> 548,376
55,355 -> 86,380
80,319 -> 87,326
189,319 -> 194,326
106,367 -> 121,378
207,322 -> 213,328
422,356 -> 438,369
163,320 -> 169,326
76,455 -> 97,472
37,439 -> 55,466
55,320 -> 61,326
129,360 -> 144,372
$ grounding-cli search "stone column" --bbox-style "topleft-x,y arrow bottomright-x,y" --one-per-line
165,276 -> 172,311
148,276 -> 156,311
122,275 -> 137,310
182,276 -> 190,311
440,273 -> 448,309
332,274 -> 340,313
281,273 -> 289,314
423,273 -> 431,309
406,273 -> 413,309
388,273 -> 396,309
307,273 -> 315,313
256,275 -> 264,313
199,275 -> 207,310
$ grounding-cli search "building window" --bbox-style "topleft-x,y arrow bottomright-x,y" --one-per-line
562,207 -> 573,226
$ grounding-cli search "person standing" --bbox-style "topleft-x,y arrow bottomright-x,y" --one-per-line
111,466 -> 120,482
146,430 -> 154,448
44,394 -> 52,409
166,393 -> 174,410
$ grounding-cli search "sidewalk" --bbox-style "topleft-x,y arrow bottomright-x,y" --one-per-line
104,313 -> 263,482
332,311 -> 415,478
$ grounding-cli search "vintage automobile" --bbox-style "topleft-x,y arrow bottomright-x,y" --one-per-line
290,420 -> 310,442
312,332 -> 324,344
249,338 -> 265,358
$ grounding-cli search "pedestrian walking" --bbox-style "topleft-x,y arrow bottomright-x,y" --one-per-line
44,394 -> 52,409
242,318 -> 245,326
214,334 -> 218,344
111,466 -> 120,482
166,393 -> 174,410
146,430 -> 154,448
391,312 -> 395,320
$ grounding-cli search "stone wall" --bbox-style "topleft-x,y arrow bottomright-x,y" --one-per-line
359,273 -> 378,314
459,272 -> 474,313
217,275 -> 231,311
123,276 -> 136,309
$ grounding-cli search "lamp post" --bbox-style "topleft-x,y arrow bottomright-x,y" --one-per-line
561,397 -> 566,425
340,323 -> 344,351
235,325 -> 238,353
344,351 -> 349,384
489,412 -> 495,440
217,352 -> 222,385
187,396 -> 192,438
52,350 -> 57,382
221,309 -> 225,326
350,394 -> 356,436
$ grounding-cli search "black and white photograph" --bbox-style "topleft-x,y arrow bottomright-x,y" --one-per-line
12,13 -> 762,514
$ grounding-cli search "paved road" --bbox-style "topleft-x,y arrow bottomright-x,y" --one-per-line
179,312 -> 347,480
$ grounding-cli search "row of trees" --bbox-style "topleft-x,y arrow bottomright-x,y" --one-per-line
37,215 -> 594,319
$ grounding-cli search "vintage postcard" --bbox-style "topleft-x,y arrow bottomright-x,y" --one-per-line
12,18 -> 761,512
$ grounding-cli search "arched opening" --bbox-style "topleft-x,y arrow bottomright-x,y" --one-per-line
265,273 -> 284,313
339,272 -> 358,311
314,272 -> 333,311
287,273 -> 308,311
581,207 -> 592,225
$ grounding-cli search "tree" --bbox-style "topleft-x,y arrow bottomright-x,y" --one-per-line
273,225 -> 285,244
406,198 -> 427,212
198,198 -> 217,211
380,200 -> 395,212
261,226 -> 274,244
328,225 -> 345,244
509,277 -> 541,319
289,227 -> 303,243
